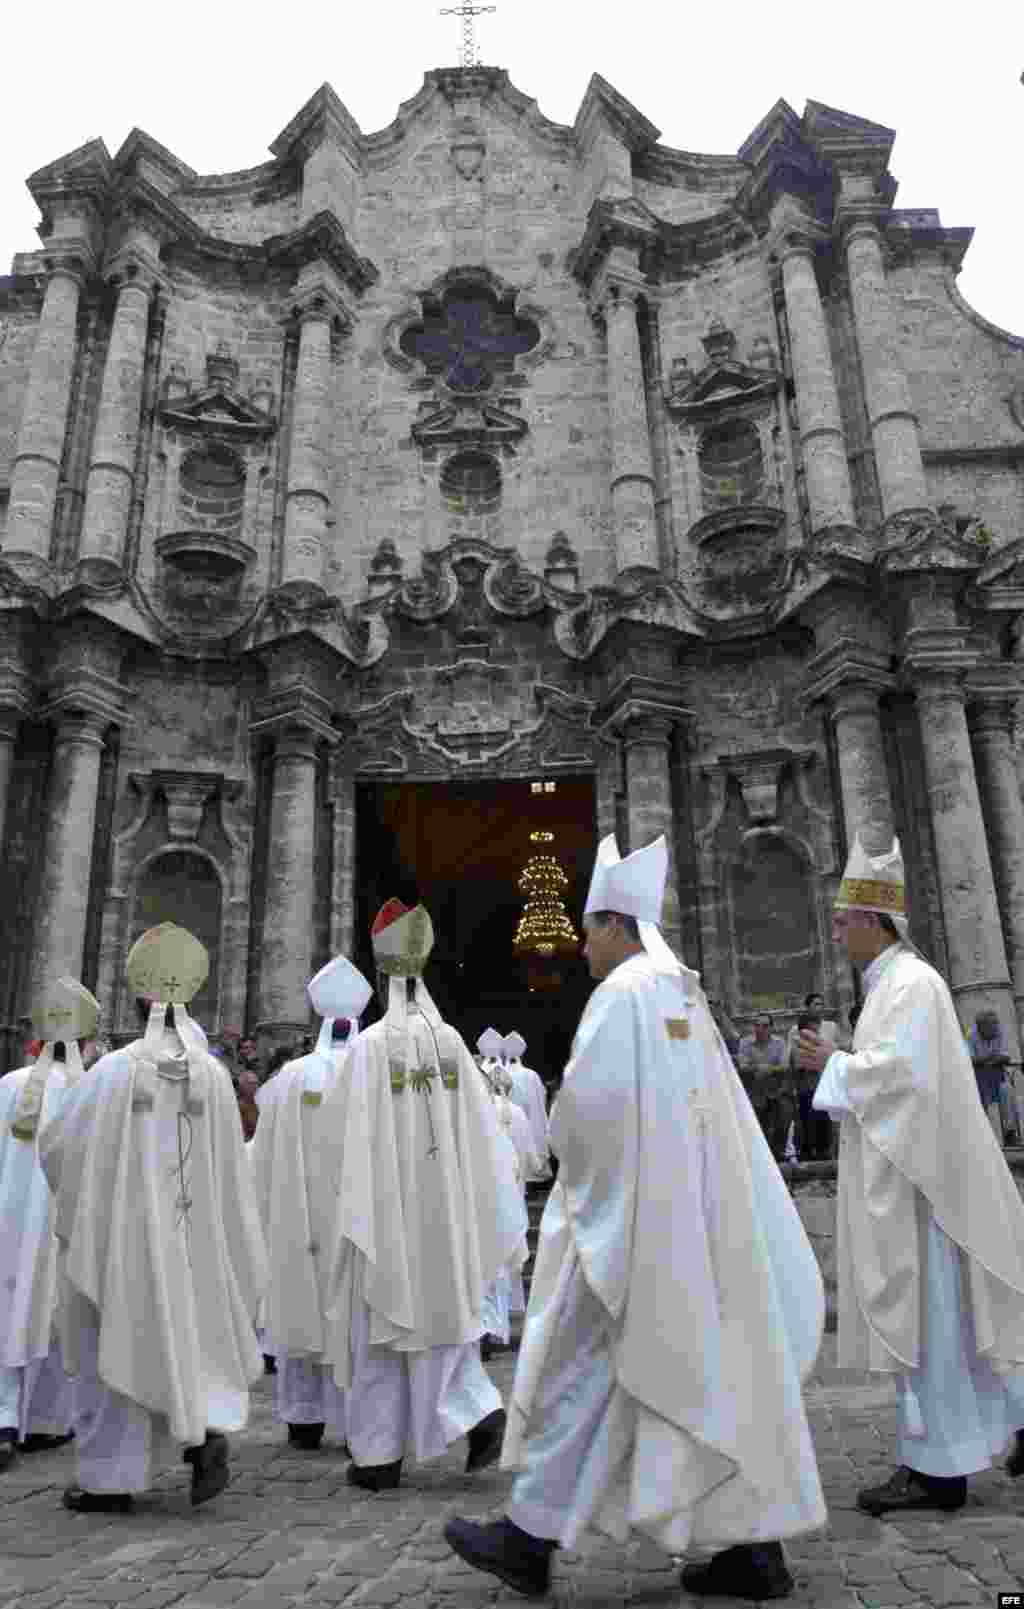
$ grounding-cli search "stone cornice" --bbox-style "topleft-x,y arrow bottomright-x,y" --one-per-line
569,197 -> 661,289
801,638 -> 896,707
249,679 -> 337,746
36,665 -> 128,731
27,138 -> 114,230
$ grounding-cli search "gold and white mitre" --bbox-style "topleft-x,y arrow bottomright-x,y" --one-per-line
371,899 -> 435,978
307,954 -> 372,1063
12,976 -> 101,1140
125,922 -> 211,1071
835,834 -> 910,943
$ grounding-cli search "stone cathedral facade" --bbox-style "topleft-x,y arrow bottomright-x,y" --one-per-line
2,66 -> 1024,1063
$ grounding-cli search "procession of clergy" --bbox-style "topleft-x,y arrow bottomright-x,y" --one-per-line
4,828 -> 1024,1603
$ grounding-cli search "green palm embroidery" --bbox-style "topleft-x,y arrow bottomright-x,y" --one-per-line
410,1064 -> 440,1158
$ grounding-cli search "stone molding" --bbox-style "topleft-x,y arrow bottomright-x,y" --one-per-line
250,682 -> 337,748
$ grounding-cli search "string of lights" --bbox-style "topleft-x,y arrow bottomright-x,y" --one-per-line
514,829 -> 579,957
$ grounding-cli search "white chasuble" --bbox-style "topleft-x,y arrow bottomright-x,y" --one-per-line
0,1063 -> 75,1370
502,953 -> 826,1552
39,1037 -> 268,1448
506,1060 -> 551,1179
814,945 -> 1024,1379
320,1002 -> 525,1389
249,1047 -> 351,1360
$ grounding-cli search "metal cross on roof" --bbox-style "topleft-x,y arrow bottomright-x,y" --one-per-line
439,0 -> 496,67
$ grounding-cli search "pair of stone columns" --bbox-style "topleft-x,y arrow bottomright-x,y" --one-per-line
773,204 -> 930,535
256,724 -> 322,1042
826,676 -> 1022,1048
5,250 -> 158,577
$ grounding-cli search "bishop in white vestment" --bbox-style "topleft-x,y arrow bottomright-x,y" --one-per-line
501,1032 -> 551,1181
319,900 -> 526,1491
0,978 -> 100,1471
800,836 -> 1024,1516
476,1032 -> 535,1353
39,925 -> 267,1513
249,955 -> 372,1449
446,836 -> 826,1602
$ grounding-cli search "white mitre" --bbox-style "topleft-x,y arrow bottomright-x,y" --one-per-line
503,1031 -> 527,1062
307,954 -> 372,1065
477,1027 -> 503,1062
12,976 -> 100,1140
583,832 -> 682,973
835,834 -> 911,944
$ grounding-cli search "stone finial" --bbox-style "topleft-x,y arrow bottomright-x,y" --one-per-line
250,374 -> 276,416
545,531 -> 580,590
748,334 -> 776,369
702,318 -> 736,365
206,341 -> 239,392
367,536 -> 403,598
162,360 -> 190,403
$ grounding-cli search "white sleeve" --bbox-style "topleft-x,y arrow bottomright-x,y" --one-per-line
811,1050 -> 853,1118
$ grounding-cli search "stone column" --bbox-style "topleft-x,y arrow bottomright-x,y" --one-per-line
604,282 -> 658,573
0,711 -> 21,853
621,711 -> 683,956
914,673 -> 1017,1044
843,221 -> 930,522
777,239 -> 857,534
828,682 -> 896,855
969,697 -> 1024,1044
258,726 -> 319,1040
5,257 -> 88,567
281,303 -> 333,596
30,711 -> 108,997
77,268 -> 155,575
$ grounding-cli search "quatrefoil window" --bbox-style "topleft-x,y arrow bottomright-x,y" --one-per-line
400,287 -> 540,393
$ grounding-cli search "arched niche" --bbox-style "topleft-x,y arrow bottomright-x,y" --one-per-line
728,831 -> 821,1016
127,849 -> 223,1028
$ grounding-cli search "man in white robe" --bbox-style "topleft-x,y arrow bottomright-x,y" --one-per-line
249,955 -> 371,1450
319,899 -> 526,1492
446,835 -> 826,1601
0,978 -> 100,1472
477,1040 -> 536,1356
501,1032 -> 551,1181
798,835 -> 1024,1516
39,924 -> 267,1513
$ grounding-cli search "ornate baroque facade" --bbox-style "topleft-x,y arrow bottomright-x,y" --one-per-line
2,68 -> 1024,1059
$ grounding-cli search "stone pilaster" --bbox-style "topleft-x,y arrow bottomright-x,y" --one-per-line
5,254 -> 91,573
601,276 -> 658,573
842,220 -> 931,523
969,695 -> 1024,1046
913,671 -> 1017,1046
330,759 -> 357,960
29,710 -> 109,999
257,724 -> 321,1042
774,226 -> 857,535
0,710 -> 21,854
77,258 -> 158,578
828,681 -> 896,855
611,707 -> 686,957
281,284 -> 344,601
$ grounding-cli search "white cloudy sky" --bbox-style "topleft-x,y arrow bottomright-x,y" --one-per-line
2,0 -> 1021,336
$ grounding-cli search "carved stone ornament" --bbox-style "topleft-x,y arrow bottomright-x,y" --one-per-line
158,344 -> 277,441
451,140 -> 485,180
339,678 -> 599,778
879,510 -> 986,578
664,320 -> 782,421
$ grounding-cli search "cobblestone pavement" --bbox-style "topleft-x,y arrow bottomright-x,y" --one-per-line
1,1346 -> 1022,1609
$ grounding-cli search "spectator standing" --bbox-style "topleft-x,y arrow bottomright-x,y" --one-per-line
968,1009 -> 1012,1144
787,994 -> 844,1161
736,1014 -> 791,1161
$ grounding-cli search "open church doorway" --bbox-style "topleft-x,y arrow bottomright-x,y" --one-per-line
354,775 -> 597,1093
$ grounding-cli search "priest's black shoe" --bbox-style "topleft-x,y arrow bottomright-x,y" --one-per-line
443,1516 -> 555,1599
20,1431 -> 74,1453
287,1422 -> 324,1450
62,1485 -> 134,1513
346,1458 -> 402,1492
465,1406 -> 506,1472
183,1431 -> 230,1506
681,1542 -> 793,1600
857,1465 -> 966,1516
1006,1430 -> 1024,1477
0,1429 -> 18,1472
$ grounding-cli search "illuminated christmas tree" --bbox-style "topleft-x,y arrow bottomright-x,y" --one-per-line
514,830 -> 579,957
